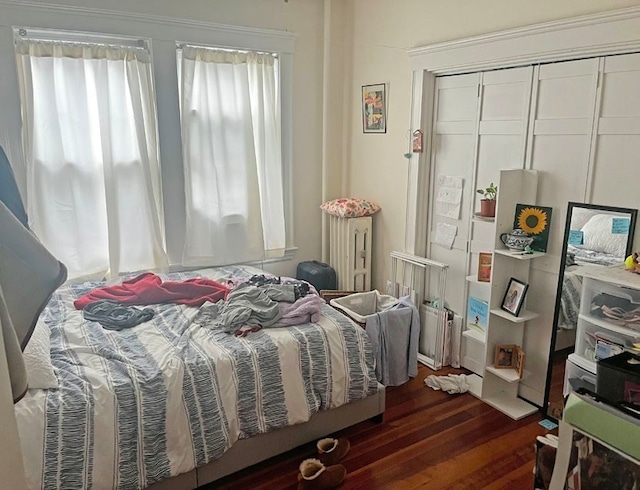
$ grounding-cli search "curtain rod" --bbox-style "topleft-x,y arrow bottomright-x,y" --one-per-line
14,27 -> 147,49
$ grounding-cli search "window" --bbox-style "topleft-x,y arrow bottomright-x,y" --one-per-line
177,45 -> 286,266
14,29 -> 167,279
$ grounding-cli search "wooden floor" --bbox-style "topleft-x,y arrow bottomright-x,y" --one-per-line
208,365 -> 551,489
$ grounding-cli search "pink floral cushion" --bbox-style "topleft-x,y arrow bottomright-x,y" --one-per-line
320,198 -> 380,218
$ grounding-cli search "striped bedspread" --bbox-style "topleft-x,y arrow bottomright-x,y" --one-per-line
14,265 -> 378,489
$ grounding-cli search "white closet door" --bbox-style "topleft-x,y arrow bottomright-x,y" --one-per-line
523,58 -> 599,405
528,59 -> 600,236
428,73 -> 480,317
472,66 -> 533,269
475,66 -> 533,204
591,53 -> 640,215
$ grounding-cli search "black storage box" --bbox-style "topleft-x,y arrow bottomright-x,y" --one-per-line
296,260 -> 337,292
596,351 -> 640,406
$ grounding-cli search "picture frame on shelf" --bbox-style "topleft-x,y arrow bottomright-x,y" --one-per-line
362,83 -> 386,133
515,346 -> 525,379
501,277 -> 528,316
495,344 -> 516,368
477,252 -> 492,282
494,344 -> 525,378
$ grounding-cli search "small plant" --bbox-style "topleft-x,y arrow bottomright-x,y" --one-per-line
477,182 -> 498,201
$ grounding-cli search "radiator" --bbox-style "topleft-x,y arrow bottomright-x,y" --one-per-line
328,216 -> 372,291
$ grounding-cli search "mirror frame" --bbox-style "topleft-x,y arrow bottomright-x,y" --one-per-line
542,201 -> 637,420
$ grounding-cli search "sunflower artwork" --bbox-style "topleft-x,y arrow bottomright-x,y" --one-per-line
513,204 -> 553,252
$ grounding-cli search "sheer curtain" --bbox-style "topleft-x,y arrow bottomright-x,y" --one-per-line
15,40 -> 167,279
178,46 -> 285,266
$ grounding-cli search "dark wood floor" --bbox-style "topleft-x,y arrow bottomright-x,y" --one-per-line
208,365 -> 552,489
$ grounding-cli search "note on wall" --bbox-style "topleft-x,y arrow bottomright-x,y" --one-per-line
434,222 -> 457,250
568,230 -> 584,246
435,175 -> 463,219
612,218 -> 630,234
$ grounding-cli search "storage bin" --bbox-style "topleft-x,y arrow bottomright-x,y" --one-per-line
564,358 -> 597,398
296,260 -> 337,292
596,351 -> 640,405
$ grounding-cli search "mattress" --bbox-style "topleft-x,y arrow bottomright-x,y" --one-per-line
14,265 -> 378,489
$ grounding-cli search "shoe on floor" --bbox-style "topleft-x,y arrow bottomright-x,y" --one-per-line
317,437 -> 350,466
297,458 -> 346,489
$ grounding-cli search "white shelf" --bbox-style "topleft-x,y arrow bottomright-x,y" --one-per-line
578,313 -> 640,339
466,274 -> 491,285
568,353 -> 596,375
490,308 -> 538,323
472,213 -> 495,223
486,365 -> 521,383
466,374 -> 536,420
463,328 -> 486,344
577,264 -> 640,290
494,249 -> 546,260
467,373 -> 483,397
482,392 -> 539,420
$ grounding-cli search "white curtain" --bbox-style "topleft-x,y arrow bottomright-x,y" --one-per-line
178,47 -> 285,266
15,40 -> 168,279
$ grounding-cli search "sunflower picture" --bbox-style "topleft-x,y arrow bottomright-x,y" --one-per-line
513,204 -> 552,252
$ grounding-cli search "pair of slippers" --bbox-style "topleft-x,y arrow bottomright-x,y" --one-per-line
297,437 -> 350,489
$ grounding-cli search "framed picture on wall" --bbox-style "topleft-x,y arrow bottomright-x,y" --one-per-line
362,83 -> 386,133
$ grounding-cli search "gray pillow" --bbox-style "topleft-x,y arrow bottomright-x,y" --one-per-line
0,202 -> 66,401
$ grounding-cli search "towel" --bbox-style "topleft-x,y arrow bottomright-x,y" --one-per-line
424,374 -> 469,394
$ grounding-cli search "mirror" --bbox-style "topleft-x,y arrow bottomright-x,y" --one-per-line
543,202 -> 637,420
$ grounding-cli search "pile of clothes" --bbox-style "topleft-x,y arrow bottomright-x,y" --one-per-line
74,272 -> 324,336
195,274 -> 325,336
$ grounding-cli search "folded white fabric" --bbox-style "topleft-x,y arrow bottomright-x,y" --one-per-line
23,318 -> 58,389
424,374 -> 469,394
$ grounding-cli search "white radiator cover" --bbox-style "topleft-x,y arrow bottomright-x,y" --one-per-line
328,216 -> 372,291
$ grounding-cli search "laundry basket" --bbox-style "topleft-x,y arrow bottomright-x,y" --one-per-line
329,290 -> 398,327
331,290 -> 419,386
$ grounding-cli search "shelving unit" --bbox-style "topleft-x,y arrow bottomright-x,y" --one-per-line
463,169 -> 543,420
564,265 -> 640,397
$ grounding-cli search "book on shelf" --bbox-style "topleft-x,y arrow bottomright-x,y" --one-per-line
467,296 -> 489,333
477,252 -> 492,282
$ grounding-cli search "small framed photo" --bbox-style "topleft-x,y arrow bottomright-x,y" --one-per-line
362,83 -> 386,133
501,277 -> 529,316
494,344 -> 526,378
495,344 -> 516,368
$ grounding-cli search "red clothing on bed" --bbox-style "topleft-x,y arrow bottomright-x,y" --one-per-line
74,272 -> 231,309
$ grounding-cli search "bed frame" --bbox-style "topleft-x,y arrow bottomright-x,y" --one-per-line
149,384 -> 386,489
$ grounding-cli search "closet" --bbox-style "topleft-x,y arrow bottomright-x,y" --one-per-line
425,51 -> 640,412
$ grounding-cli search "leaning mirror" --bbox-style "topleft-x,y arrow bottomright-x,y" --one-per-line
543,202 -> 637,420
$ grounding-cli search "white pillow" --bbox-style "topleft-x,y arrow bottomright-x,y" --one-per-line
23,318 -> 58,390
580,214 -> 628,257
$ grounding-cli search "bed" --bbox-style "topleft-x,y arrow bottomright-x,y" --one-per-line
13,264 -> 384,490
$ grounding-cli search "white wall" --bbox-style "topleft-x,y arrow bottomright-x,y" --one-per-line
345,0 -> 640,292
344,0 -> 640,406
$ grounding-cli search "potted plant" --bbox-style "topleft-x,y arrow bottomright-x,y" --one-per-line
477,182 -> 498,217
